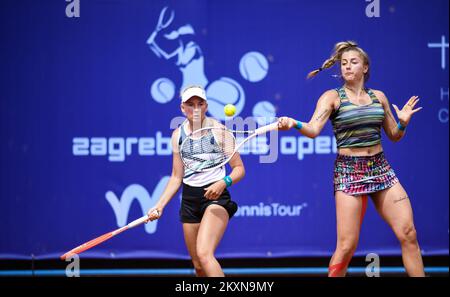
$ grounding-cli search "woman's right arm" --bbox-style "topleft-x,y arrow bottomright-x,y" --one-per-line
278,90 -> 337,138
147,129 -> 184,221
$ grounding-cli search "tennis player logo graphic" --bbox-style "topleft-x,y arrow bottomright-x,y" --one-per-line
147,6 -> 276,124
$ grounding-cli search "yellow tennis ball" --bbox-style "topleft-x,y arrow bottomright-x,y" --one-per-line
224,104 -> 236,116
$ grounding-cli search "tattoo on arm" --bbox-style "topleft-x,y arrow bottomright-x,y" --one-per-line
315,109 -> 329,121
394,196 -> 409,204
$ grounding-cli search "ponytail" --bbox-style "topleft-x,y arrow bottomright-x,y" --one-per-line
307,40 -> 370,81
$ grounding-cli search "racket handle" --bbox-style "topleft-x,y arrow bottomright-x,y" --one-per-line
127,215 -> 149,228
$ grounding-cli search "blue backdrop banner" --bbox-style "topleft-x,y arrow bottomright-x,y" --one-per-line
1,0 -> 448,259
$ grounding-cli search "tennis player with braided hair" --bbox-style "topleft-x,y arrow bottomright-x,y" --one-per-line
146,85 -> 245,277
278,41 -> 425,277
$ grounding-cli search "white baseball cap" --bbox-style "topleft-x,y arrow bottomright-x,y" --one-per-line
181,86 -> 207,103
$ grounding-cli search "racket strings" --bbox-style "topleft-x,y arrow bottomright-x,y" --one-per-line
181,129 -> 235,171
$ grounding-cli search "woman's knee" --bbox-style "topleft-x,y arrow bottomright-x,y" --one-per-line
196,246 -> 214,264
396,224 -> 418,245
336,238 -> 359,255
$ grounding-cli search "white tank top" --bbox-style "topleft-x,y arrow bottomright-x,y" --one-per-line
178,120 -> 226,187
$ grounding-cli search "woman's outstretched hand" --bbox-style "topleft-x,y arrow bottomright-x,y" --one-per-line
392,96 -> 423,126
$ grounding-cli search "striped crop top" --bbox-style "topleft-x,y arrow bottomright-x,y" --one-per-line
330,87 -> 385,148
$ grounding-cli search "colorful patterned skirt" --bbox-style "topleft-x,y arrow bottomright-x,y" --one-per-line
334,152 -> 399,196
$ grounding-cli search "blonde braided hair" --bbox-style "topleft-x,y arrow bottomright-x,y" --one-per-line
307,41 -> 370,81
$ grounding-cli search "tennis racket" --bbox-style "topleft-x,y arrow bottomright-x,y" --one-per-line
180,121 -> 278,173
60,212 -> 158,260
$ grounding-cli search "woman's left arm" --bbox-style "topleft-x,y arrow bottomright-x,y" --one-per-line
375,90 -> 422,142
